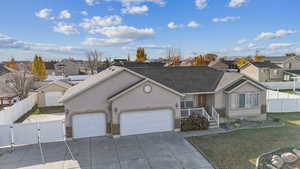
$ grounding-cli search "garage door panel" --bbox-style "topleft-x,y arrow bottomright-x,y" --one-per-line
120,109 -> 173,136
72,113 -> 106,139
45,92 -> 63,107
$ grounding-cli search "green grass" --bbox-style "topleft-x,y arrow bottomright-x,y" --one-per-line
187,113 -> 300,169
279,89 -> 295,94
30,106 -> 65,115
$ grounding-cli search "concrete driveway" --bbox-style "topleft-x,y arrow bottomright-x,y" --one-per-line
0,132 -> 213,169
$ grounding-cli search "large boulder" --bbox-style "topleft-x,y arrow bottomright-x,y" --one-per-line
292,149 -> 300,159
271,155 -> 284,168
281,152 -> 298,163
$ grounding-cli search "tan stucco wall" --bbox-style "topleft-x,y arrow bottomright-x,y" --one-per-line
111,81 -> 181,124
282,57 -> 300,69
111,81 -> 181,135
38,84 -> 68,107
64,71 -> 142,127
241,65 -> 260,81
226,82 -> 266,120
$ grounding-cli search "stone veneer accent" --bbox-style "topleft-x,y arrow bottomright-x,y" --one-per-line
66,127 -> 72,138
261,105 -> 267,114
112,124 -> 120,135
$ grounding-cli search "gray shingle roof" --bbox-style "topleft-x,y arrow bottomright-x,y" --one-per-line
129,66 -> 224,93
251,62 -> 281,69
0,64 -> 10,76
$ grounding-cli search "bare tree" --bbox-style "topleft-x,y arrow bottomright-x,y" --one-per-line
166,48 -> 182,66
6,70 -> 34,100
86,50 -> 102,75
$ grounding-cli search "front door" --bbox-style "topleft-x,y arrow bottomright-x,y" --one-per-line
198,95 -> 206,107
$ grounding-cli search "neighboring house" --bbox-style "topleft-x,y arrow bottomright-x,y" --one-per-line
240,61 -> 283,82
45,61 -> 57,76
37,80 -> 71,107
209,58 -> 239,71
54,59 -> 80,76
59,66 -> 267,138
0,64 -> 17,105
97,61 -> 165,73
282,70 -> 300,81
261,56 -> 300,69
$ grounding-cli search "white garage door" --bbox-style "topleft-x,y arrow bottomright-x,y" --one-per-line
120,109 -> 173,136
45,92 -> 63,107
72,113 -> 106,139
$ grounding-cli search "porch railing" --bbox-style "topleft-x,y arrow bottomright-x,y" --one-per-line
180,107 -> 220,128
180,107 -> 211,120
211,106 -> 220,128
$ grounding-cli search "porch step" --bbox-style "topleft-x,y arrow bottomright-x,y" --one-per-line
209,120 -> 219,129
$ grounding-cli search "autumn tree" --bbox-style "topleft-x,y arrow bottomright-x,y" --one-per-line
254,55 -> 264,61
5,58 -> 18,70
136,48 -> 147,62
234,57 -> 249,67
203,53 -> 218,63
286,53 -> 297,57
32,55 -> 47,81
86,50 -> 102,75
6,67 -> 34,100
166,48 -> 182,66
192,55 -> 206,66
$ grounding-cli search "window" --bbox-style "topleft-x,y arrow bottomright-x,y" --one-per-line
239,93 -> 259,108
231,93 -> 259,109
181,97 -> 194,109
272,70 -> 278,75
284,74 -> 290,81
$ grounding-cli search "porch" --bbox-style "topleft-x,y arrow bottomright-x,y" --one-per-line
180,94 -> 220,128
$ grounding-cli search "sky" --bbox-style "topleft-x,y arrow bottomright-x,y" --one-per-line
0,0 -> 300,61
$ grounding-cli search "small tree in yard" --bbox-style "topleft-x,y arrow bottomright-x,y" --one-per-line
6,70 -> 34,100
32,55 -> 47,81
86,50 -> 102,75
136,48 -> 147,62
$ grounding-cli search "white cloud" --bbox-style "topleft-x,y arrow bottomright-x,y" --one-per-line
35,8 -> 52,19
212,16 -> 240,23
268,43 -> 294,49
59,10 -> 71,19
120,0 -> 166,6
195,0 -> 207,9
237,39 -> 247,44
187,21 -> 200,28
81,11 -> 89,16
0,33 -> 84,54
229,0 -> 248,8
85,0 -> 96,6
122,5 -> 149,14
255,29 -> 297,41
124,44 -> 171,50
295,48 -> 300,53
53,22 -> 80,35
80,15 -> 122,29
84,26 -> 155,46
167,22 -> 182,29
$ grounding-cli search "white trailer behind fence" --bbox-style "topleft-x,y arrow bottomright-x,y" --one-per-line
267,90 -> 300,113
0,93 -> 38,125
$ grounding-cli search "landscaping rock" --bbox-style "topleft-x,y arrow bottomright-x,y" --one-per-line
281,152 -> 298,163
292,149 -> 300,158
271,155 -> 284,168
266,164 -> 278,169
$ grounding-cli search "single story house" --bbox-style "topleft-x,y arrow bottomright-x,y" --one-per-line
59,66 -> 267,138
37,80 -> 72,107
209,58 -> 239,72
240,61 -> 283,82
261,56 -> 300,69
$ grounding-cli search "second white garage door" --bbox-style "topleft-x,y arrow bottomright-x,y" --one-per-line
45,92 -> 63,107
120,109 -> 174,136
72,113 -> 106,139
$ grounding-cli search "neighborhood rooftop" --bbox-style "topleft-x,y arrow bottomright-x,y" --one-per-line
129,66 -> 224,93
0,64 -> 10,76
250,61 -> 282,69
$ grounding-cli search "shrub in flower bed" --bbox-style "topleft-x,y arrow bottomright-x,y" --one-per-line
181,114 -> 209,131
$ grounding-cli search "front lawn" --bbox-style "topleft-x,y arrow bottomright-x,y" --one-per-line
187,113 -> 300,169
30,106 -> 65,115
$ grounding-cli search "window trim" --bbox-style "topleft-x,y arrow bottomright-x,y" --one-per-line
231,92 -> 260,110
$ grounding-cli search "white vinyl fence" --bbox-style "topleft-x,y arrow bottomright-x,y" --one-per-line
0,93 -> 38,125
0,120 -> 65,148
267,90 -> 300,113
263,81 -> 300,90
